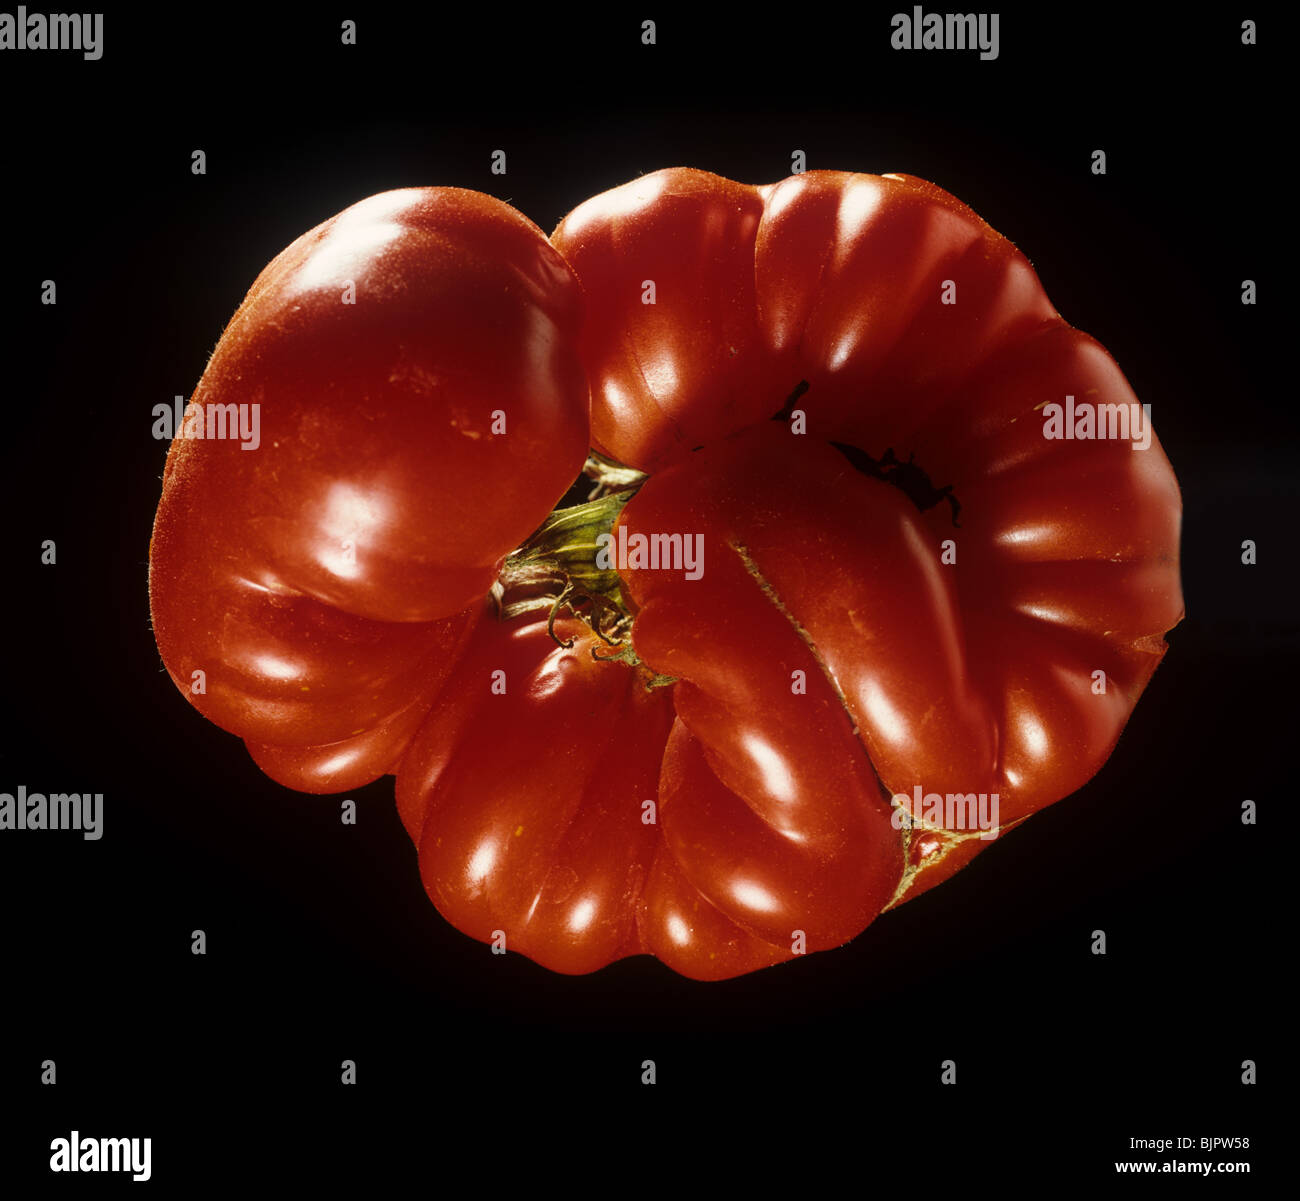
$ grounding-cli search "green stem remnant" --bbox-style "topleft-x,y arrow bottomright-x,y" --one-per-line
496,488 -> 635,639
492,457 -> 675,690
583,450 -> 647,499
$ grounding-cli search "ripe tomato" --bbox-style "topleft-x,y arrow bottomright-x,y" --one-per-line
553,167 -> 1183,922
394,612 -> 802,980
149,187 -> 588,790
396,613 -> 674,976
150,168 -> 1183,979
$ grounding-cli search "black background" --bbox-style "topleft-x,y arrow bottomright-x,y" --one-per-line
0,4 -> 1285,1185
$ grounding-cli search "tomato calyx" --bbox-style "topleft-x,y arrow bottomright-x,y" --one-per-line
493,472 -> 676,689
588,639 -> 679,689
583,450 -> 647,499
495,489 -> 632,638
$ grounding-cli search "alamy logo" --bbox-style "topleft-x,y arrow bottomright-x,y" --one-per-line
0,8 -> 102,59
1041,395 -> 1153,449
152,396 -> 262,450
50,1131 -> 151,1181
891,7 -> 1000,60
891,784 -> 1000,839
0,786 -> 102,839
595,527 -> 704,580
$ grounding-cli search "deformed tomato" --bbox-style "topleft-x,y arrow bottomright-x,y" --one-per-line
150,187 -> 588,790
150,168 -> 1183,979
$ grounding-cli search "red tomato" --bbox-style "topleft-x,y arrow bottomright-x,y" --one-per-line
151,168 -> 1183,980
396,613 -> 674,976
393,612 -> 804,980
553,167 -> 1183,923
149,188 -> 588,790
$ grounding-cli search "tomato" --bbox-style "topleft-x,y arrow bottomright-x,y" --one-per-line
552,167 -> 1183,921
150,168 -> 1183,980
149,187 -> 588,790
394,611 -> 801,980
396,613 -> 675,976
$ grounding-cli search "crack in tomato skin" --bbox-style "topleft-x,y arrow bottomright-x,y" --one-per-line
884,814 -> 1035,911
610,425 -> 1003,949
728,539 -> 862,736
725,536 -> 992,915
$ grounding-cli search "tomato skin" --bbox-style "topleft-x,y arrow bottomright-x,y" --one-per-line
396,615 -> 675,976
552,169 -> 777,470
180,186 -> 589,623
244,681 -> 449,795
750,171 -> 1059,452
654,716 -> 896,951
637,835 -> 795,981
149,188 -> 589,772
